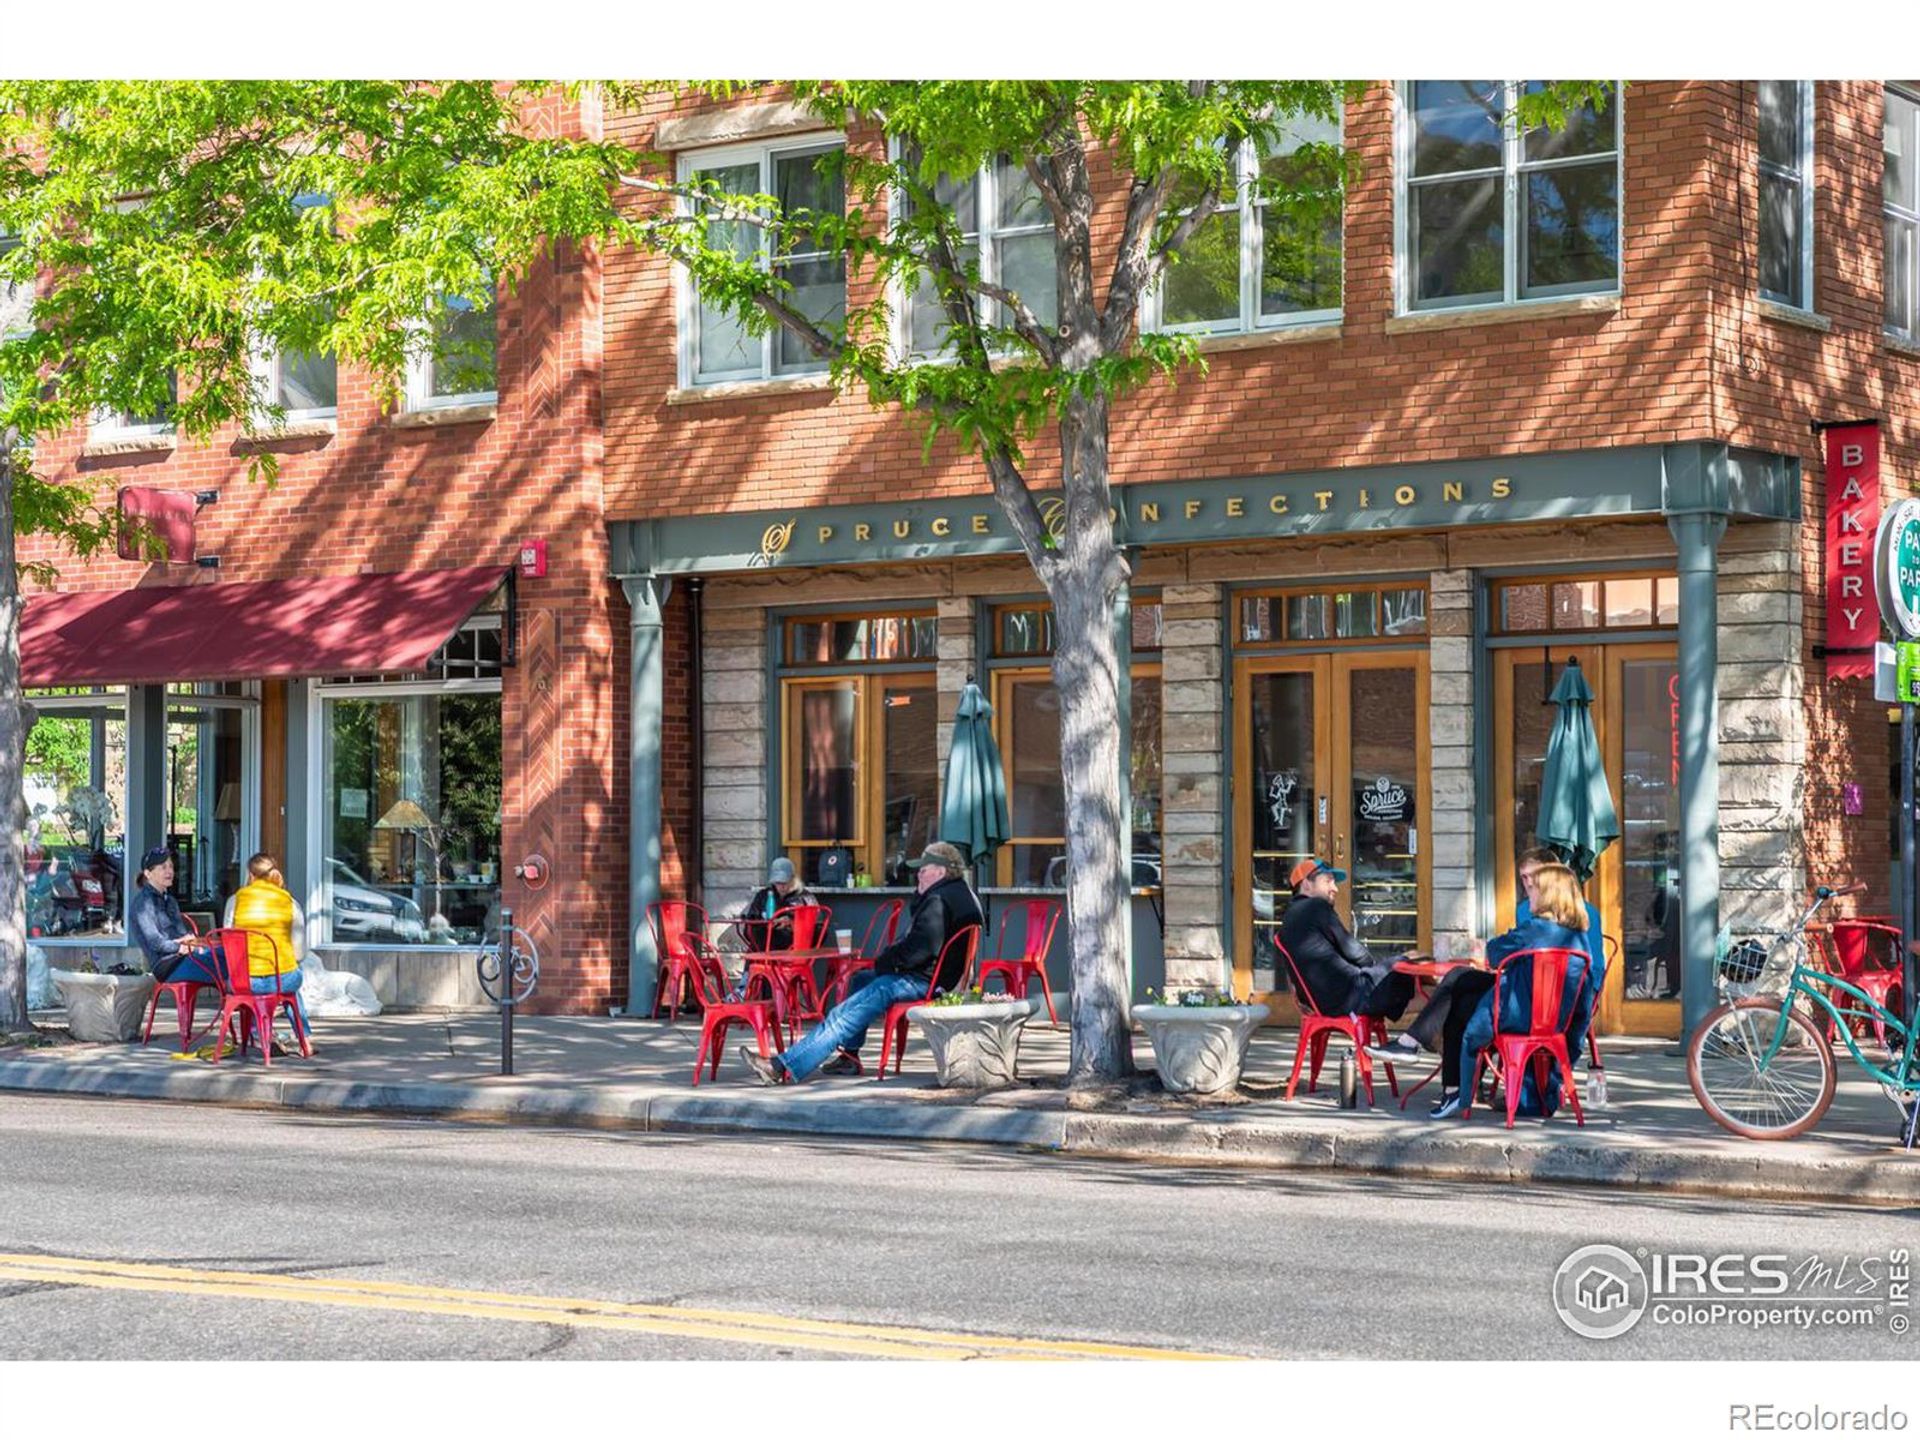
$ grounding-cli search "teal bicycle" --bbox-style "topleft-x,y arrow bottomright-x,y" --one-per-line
1687,882 -> 1920,1146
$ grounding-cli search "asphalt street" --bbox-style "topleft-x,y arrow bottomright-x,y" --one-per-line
0,1093 -> 1912,1362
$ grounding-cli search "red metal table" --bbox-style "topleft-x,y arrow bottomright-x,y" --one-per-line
739,947 -> 843,1043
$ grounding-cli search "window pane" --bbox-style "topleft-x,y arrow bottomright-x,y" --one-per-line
694,161 -> 762,380
1287,593 -> 1330,641
1523,164 -> 1618,294
906,241 -> 979,355
280,347 -> 337,413
1413,176 -> 1504,305
1006,675 -> 1065,853
1131,601 -> 1164,651
997,606 -> 1053,656
1522,82 -> 1616,162
880,679 -> 938,887
1656,576 -> 1680,625
793,686 -> 858,843
1758,81 -> 1803,171
1412,81 -> 1506,176
25,698 -> 127,941
995,230 -> 1058,331
1130,673 -> 1163,890
772,253 -> 845,374
1500,583 -> 1549,632
1551,580 -> 1601,629
994,156 -> 1048,230
1160,208 -> 1241,327
1333,591 -> 1378,638
326,692 -> 501,946
1006,843 -> 1069,888
1,229 -> 31,336
164,702 -> 247,918
1760,172 -> 1804,306
430,292 -> 496,398
1381,588 -> 1428,635
1605,577 -> 1654,628
1885,91 -> 1917,213
1260,138 -> 1343,317
774,148 -> 843,242
1889,216 -> 1916,335
1241,595 -> 1279,644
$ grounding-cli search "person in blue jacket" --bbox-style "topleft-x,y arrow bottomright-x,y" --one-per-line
1514,845 -> 1605,1066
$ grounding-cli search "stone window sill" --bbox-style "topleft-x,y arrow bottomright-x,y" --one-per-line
1757,300 -> 1832,333
235,419 -> 337,451
1886,333 -> 1920,361
667,373 -> 834,405
80,434 -> 175,459
1193,322 -> 1343,354
1383,293 -> 1619,335
391,401 -> 497,429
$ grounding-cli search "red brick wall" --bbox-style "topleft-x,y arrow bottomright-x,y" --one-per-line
21,93 -> 628,1013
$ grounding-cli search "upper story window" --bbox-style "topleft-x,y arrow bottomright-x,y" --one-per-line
1759,81 -> 1815,310
1399,81 -> 1620,312
254,193 -> 339,422
0,228 -> 30,339
678,137 -> 846,386
897,150 -> 1056,357
1147,110 -> 1344,335
92,372 -> 176,440
406,286 -> 497,411
1886,87 -> 1920,340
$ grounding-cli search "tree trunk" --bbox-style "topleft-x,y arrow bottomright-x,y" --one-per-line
0,438 -> 29,1034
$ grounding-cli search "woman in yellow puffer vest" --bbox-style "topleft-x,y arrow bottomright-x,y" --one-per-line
229,853 -> 308,1027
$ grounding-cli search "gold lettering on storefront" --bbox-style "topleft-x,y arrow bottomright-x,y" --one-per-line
855,523 -> 871,541
1358,490 -> 1371,508
1492,477 -> 1511,498
1226,497 -> 1244,517
1315,491 -> 1334,511
1394,485 -> 1417,506
972,514 -> 991,533
893,520 -> 912,539
931,517 -> 951,536
1444,482 -> 1463,502
1270,495 -> 1289,515
1185,500 -> 1203,519
818,526 -> 834,544
1141,502 -> 1160,522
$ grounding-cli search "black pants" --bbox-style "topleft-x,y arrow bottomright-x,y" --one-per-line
1403,968 -> 1497,1091
1354,967 -> 1417,1022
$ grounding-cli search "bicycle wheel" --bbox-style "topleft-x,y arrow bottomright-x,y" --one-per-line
1688,998 -> 1836,1140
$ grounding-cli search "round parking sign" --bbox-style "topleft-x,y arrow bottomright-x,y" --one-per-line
1875,498 -> 1920,639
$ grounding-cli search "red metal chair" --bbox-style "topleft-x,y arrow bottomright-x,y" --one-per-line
1828,920 -> 1907,1049
823,899 -> 904,1008
208,928 -> 311,1066
975,898 -> 1063,1025
141,915 -> 215,1048
647,901 -> 711,1022
744,903 -> 833,1041
1465,947 -> 1587,1129
1278,940 -> 1399,1103
874,925 -> 981,1081
684,936 -> 783,1085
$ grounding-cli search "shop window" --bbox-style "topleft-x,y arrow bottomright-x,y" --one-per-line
1886,86 -> 1920,339
680,138 -> 846,385
1147,109 -> 1345,336
990,598 -> 1163,658
1400,81 -> 1619,312
784,612 -> 936,666
1759,81 -> 1815,310
1494,574 -> 1678,634
779,672 -> 937,887
164,684 -> 255,919
1238,585 -> 1428,646
24,688 -> 128,943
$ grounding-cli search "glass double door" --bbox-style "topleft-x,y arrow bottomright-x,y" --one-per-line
1493,644 -> 1680,1036
1233,652 -> 1429,1002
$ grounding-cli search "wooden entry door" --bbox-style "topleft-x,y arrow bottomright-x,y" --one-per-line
1233,652 -> 1430,1002
1493,644 -> 1681,1036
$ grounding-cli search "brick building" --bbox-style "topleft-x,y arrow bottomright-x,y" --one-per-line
604,80 -> 1920,1038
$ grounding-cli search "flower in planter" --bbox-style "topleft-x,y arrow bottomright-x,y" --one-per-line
1144,986 -> 1244,1007
931,987 -> 1028,1008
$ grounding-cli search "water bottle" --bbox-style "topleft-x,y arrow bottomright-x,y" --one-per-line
1585,1065 -> 1609,1111
1338,1050 -> 1359,1109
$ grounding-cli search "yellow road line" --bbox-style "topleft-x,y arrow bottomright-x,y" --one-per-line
0,1253 -> 1238,1361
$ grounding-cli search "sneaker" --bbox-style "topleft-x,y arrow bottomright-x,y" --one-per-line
1365,1035 -> 1422,1063
820,1049 -> 862,1076
738,1046 -> 785,1086
1428,1090 -> 1466,1121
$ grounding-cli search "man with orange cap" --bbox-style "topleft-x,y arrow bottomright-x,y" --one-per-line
1277,857 -> 1416,1021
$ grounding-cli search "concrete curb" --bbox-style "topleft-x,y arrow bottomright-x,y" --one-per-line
2,1058 -> 1914,1206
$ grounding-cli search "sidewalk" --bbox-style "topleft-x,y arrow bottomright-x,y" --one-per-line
4,1008 -> 1916,1205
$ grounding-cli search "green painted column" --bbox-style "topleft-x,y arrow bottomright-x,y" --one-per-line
1114,579 -> 1134,998
1668,511 -> 1727,1039
622,574 -> 668,1016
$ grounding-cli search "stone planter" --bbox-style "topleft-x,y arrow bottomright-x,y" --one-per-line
906,998 -> 1038,1089
1133,1003 -> 1270,1097
51,970 -> 157,1044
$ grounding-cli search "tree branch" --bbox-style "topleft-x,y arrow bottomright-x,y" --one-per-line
896,165 -> 1058,366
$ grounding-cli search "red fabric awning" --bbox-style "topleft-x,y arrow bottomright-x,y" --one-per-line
21,566 -> 509,688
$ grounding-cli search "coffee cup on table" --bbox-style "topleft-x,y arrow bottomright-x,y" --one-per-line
836,929 -> 854,955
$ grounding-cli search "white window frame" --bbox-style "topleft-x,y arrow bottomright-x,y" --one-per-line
674,133 -> 847,387
1758,80 -> 1816,311
251,345 -> 339,424
1143,120 -> 1346,338
90,379 -> 175,442
307,621 -> 504,952
889,144 -> 1059,360
1395,81 -> 1623,315
24,687 -> 130,946
0,228 -> 30,342
404,286 -> 499,412
1886,85 -> 1920,341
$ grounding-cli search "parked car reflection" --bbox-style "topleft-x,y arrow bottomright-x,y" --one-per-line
329,857 -> 427,944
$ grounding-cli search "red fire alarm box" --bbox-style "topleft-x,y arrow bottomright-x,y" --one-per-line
116,487 -> 198,564
517,539 -> 548,579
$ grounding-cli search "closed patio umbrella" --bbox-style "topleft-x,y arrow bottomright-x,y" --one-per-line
1535,656 -> 1621,883
939,679 -> 1011,871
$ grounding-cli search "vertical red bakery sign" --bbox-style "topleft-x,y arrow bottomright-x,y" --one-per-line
1824,421 -> 1881,680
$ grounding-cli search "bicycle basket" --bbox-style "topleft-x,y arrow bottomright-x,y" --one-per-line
1718,938 -> 1771,985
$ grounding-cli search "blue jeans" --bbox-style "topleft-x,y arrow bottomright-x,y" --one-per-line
777,971 -> 926,1081
251,969 -> 307,1027
155,947 -> 221,987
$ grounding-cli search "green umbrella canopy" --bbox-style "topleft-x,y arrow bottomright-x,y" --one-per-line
939,680 -> 1012,867
1534,658 -> 1621,884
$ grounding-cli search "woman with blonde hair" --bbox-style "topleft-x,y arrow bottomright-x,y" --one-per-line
226,853 -> 309,1033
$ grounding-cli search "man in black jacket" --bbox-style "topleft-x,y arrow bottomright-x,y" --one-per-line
742,841 -> 983,1084
1278,858 -> 1415,1020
